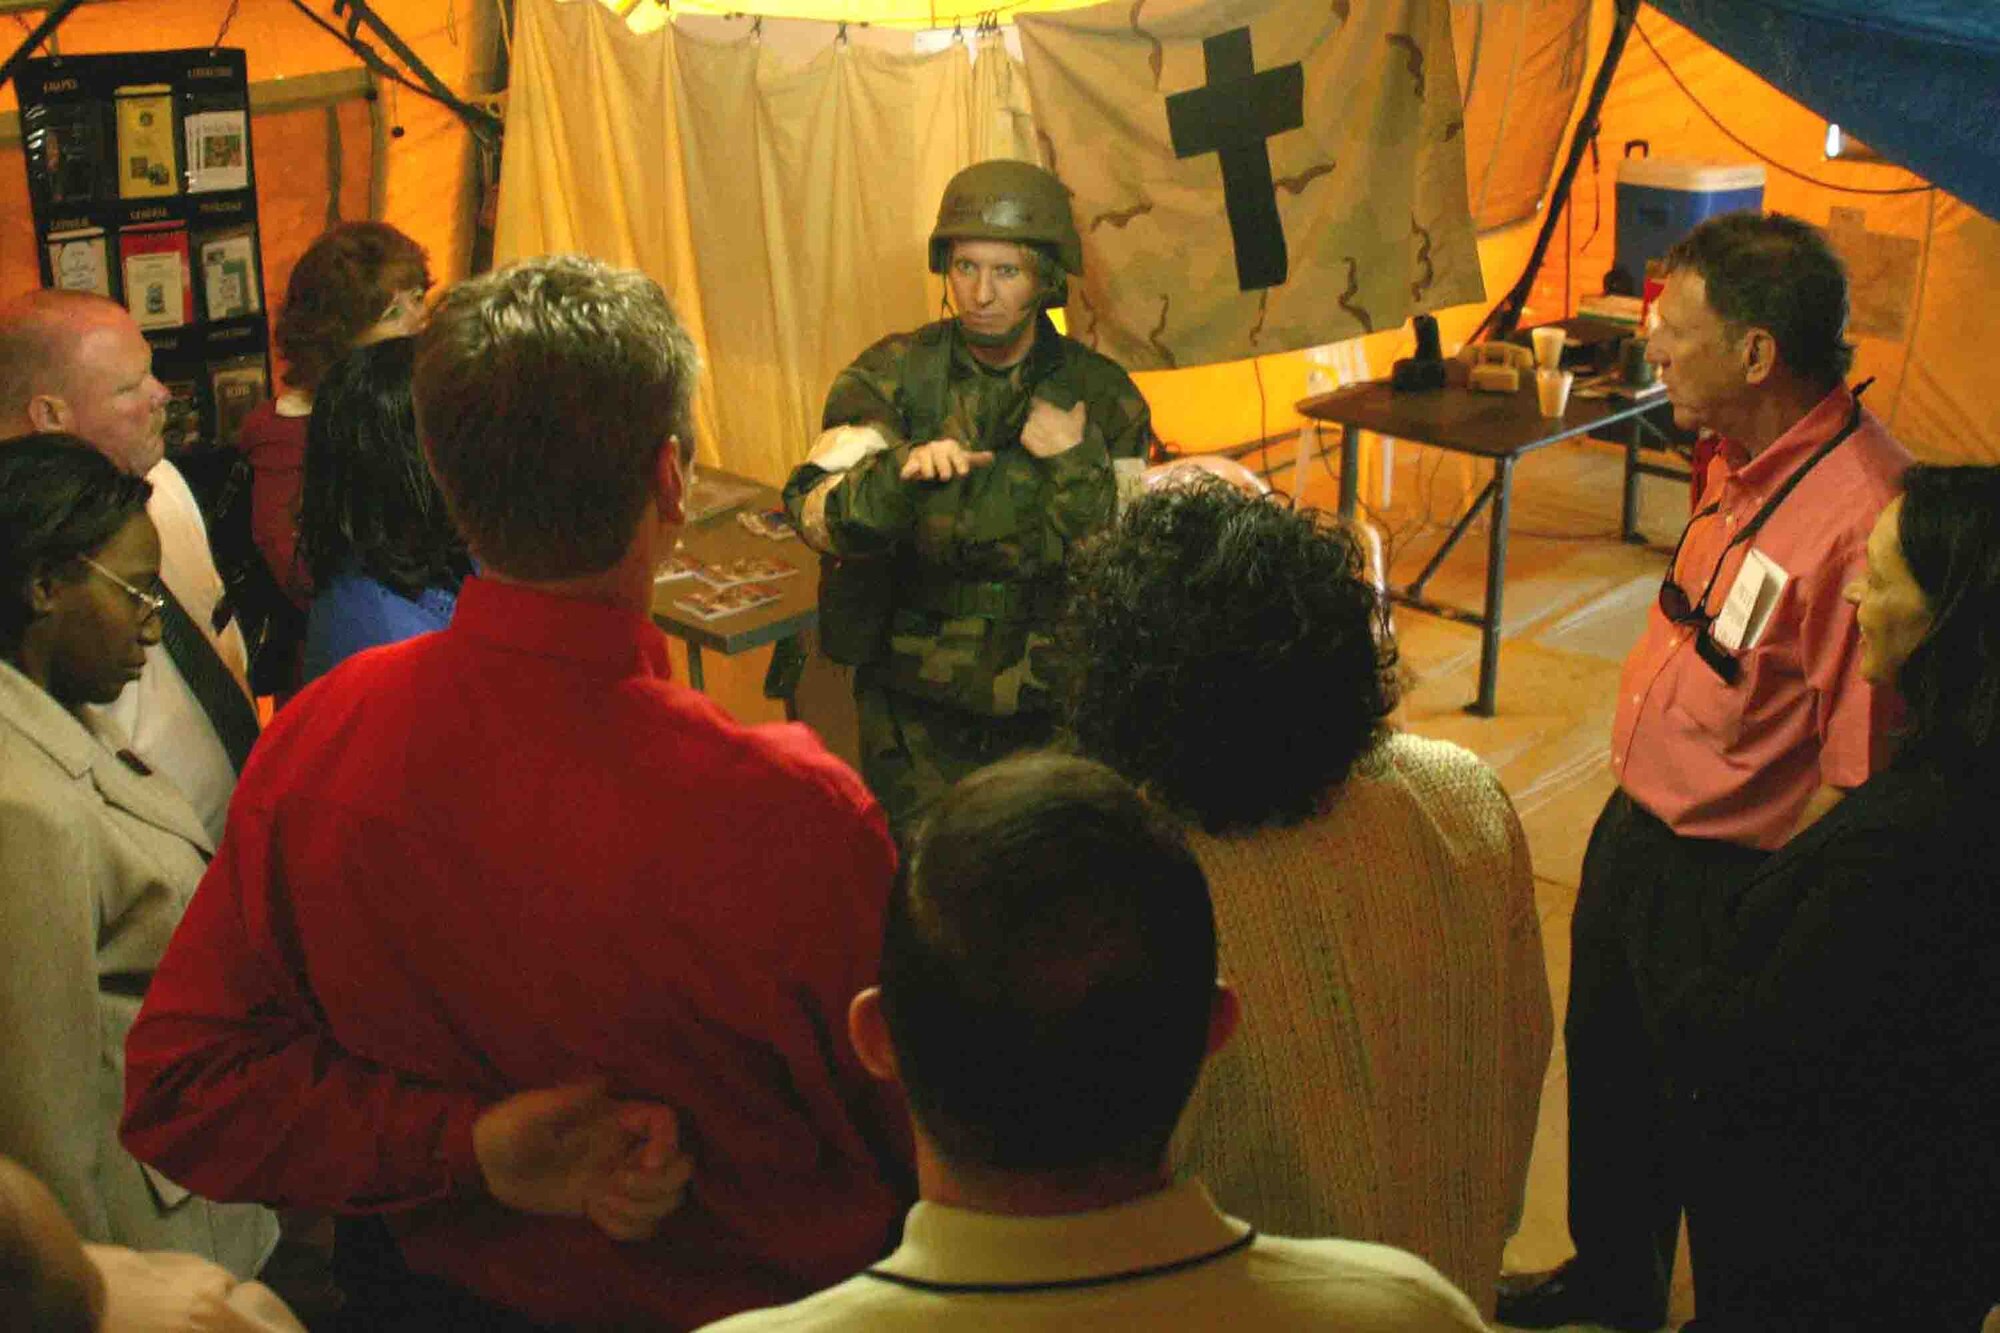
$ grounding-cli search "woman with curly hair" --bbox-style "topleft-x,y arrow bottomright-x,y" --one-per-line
1654,464 -> 2000,1330
234,223 -> 429,688
1058,478 -> 1551,1319
297,336 -> 469,683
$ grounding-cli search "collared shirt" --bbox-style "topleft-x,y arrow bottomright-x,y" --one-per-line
696,1179 -> 1486,1331
122,577 -> 911,1328
1612,387 -> 1909,849
90,459 -> 252,846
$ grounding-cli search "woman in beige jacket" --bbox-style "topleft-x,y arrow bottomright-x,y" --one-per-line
1059,478 -> 1552,1320
0,435 -> 276,1279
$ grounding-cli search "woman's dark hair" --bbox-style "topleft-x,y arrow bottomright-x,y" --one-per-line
0,433 -> 152,652
297,338 -> 469,599
1058,478 -> 1400,834
275,221 -> 430,393
1892,464 -> 2000,767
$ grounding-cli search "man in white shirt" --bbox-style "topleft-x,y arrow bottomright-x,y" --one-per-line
0,290 -> 254,842
699,753 -> 1487,1333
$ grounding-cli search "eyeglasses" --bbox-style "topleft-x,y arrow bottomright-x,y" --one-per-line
1657,505 -> 1742,683
81,558 -> 167,623
374,287 -> 427,328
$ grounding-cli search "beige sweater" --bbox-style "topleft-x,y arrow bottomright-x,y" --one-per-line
1176,731 -> 1552,1319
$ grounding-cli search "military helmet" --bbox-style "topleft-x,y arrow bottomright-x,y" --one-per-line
928,160 -> 1083,278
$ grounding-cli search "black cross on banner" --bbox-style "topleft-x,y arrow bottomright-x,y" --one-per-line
1164,28 -> 1305,291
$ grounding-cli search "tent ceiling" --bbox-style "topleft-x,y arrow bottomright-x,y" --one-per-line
614,0 -> 1101,26
1645,0 -> 2000,220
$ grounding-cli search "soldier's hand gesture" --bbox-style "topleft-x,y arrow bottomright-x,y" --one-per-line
1022,398 -> 1088,459
902,438 -> 996,483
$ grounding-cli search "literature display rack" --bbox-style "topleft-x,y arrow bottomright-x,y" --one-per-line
16,49 -> 270,456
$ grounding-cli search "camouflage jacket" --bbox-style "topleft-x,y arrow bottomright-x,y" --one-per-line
784,315 -> 1150,718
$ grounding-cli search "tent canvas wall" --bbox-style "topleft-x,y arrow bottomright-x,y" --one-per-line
8,0 -> 1991,483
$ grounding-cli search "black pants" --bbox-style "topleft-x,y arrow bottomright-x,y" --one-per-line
331,1217 -> 554,1333
1563,789 -> 1767,1315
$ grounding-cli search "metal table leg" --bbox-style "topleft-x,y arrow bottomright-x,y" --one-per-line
686,642 -> 705,692
1623,436 -> 1643,544
1468,455 -> 1515,717
1337,424 -> 1359,520
764,635 -> 807,722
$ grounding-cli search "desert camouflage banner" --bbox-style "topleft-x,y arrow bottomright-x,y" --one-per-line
1018,0 -> 1485,370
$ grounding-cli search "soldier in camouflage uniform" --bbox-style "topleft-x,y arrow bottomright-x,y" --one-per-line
784,159 -> 1152,836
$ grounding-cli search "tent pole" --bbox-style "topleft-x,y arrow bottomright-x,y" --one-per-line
1474,0 -> 1641,343
0,0 -> 86,95
324,0 -> 502,145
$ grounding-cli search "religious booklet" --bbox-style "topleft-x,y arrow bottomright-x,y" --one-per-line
209,355 -> 269,448
114,84 -> 179,198
197,225 -> 261,319
160,377 -> 204,454
28,101 -> 110,206
683,472 -> 762,524
673,581 -> 782,621
653,553 -> 708,583
697,555 -> 799,589
119,225 -> 193,329
736,508 -> 798,541
46,227 -> 113,298
184,106 -> 249,193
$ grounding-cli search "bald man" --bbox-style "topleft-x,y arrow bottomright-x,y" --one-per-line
0,1156 -> 303,1333
0,291 -> 254,842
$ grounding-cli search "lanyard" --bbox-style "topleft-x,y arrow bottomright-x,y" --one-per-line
1677,381 -> 1869,616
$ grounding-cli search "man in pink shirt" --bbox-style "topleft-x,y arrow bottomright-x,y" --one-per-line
1500,213 -> 1909,1330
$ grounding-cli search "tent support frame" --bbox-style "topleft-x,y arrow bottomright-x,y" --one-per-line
0,0 -> 87,94
1473,0 -> 1642,343
330,0 -> 502,145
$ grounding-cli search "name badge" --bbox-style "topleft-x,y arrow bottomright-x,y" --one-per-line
1710,548 -> 1790,652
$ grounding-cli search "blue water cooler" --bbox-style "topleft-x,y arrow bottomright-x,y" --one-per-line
1608,149 -> 1766,294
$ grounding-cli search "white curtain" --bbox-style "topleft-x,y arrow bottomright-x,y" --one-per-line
496,0 -> 1034,485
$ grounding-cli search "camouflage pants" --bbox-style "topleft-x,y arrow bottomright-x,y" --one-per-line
853,664 -> 1058,842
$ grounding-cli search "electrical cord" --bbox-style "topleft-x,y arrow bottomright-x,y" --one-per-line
1633,19 -> 1935,197
1252,356 -> 1271,482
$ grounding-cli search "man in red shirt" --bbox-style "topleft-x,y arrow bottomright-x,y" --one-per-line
122,256 -> 912,1330
1499,214 -> 1909,1329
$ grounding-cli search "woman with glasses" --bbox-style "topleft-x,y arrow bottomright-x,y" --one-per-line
0,434 -> 276,1273
234,221 -> 430,693
297,336 -> 470,683
1655,464 -> 2000,1330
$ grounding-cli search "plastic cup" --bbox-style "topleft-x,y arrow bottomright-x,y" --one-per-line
1531,325 -> 1567,370
1536,368 -> 1574,417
